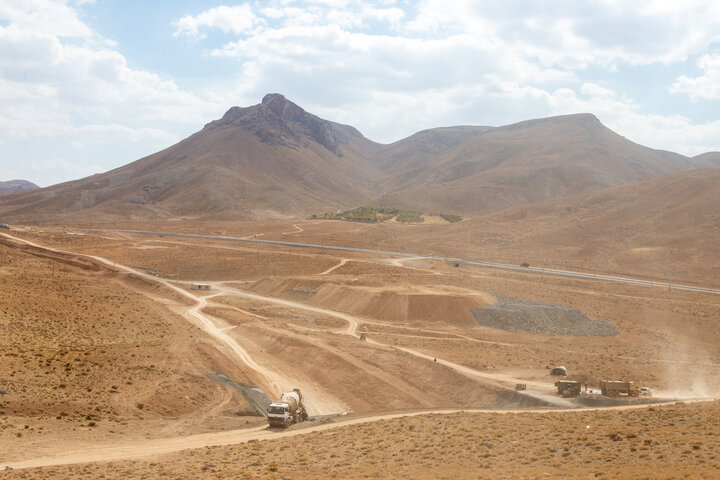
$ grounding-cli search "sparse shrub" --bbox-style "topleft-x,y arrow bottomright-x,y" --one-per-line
439,213 -> 463,223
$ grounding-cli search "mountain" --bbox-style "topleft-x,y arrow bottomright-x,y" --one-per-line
0,94 -> 717,223
373,113 -> 704,215
0,180 -> 39,192
0,94 -> 383,222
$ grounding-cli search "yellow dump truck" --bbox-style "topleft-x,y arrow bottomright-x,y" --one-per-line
599,380 -> 640,397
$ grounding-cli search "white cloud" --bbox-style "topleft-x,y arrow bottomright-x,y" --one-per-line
27,157 -> 101,177
670,52 -> 720,101
0,0 -> 93,38
0,0 -> 227,185
73,124 -> 179,146
173,4 -> 262,39
580,83 -> 617,99
0,2 -> 222,140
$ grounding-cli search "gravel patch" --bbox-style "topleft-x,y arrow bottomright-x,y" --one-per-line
471,294 -> 618,336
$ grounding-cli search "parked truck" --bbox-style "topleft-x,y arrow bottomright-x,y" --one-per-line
555,380 -> 581,397
267,389 -> 308,427
599,380 -> 640,397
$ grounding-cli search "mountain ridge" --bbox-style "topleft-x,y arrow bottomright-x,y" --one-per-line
0,94 -> 717,223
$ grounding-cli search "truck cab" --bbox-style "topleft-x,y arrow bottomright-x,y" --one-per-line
267,402 -> 292,427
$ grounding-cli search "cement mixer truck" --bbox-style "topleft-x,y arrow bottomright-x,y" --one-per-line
267,389 -> 308,427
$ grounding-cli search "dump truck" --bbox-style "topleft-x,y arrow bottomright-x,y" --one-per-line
267,389 -> 308,427
555,380 -> 581,397
599,380 -> 640,397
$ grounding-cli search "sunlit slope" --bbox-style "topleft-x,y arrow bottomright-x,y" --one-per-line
0,95 -> 718,223
402,168 -> 720,285
374,113 -> 711,216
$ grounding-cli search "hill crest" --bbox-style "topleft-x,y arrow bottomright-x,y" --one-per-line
0,94 -> 717,222
0,180 -> 39,192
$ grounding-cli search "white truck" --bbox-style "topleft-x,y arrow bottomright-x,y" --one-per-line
267,389 -> 308,427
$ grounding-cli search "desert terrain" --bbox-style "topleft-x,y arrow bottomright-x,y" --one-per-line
1,95 -> 719,478
1,219 -> 719,478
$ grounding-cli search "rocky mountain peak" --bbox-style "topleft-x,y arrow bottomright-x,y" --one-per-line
207,94 -> 346,156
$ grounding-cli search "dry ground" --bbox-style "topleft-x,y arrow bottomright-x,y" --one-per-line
2,401 -> 719,479
0,234 -> 265,463
1,222 -> 720,477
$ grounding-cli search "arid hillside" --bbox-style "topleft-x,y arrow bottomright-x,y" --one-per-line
1,95 -> 718,223
252,168 -> 720,287
443,167 -> 720,285
375,113 -> 718,215
0,94 -> 384,223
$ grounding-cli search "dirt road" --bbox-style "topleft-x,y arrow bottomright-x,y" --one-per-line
2,400 -> 700,471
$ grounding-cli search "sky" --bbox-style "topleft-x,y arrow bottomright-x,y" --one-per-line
1,1 -> 720,187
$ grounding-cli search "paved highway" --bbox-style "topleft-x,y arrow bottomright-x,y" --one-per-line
99,229 -> 720,296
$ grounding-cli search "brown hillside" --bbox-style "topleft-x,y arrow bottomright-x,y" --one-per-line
389,168 -> 720,286
0,94 -> 383,223
373,125 -> 492,174
0,96 -> 717,223
375,113 -> 704,215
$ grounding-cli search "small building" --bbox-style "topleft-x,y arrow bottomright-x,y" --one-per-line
191,283 -> 211,291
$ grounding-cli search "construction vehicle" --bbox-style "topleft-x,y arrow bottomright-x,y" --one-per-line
267,389 -> 308,427
550,366 -> 567,377
515,383 -> 527,391
599,380 -> 640,397
555,380 -> 581,397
